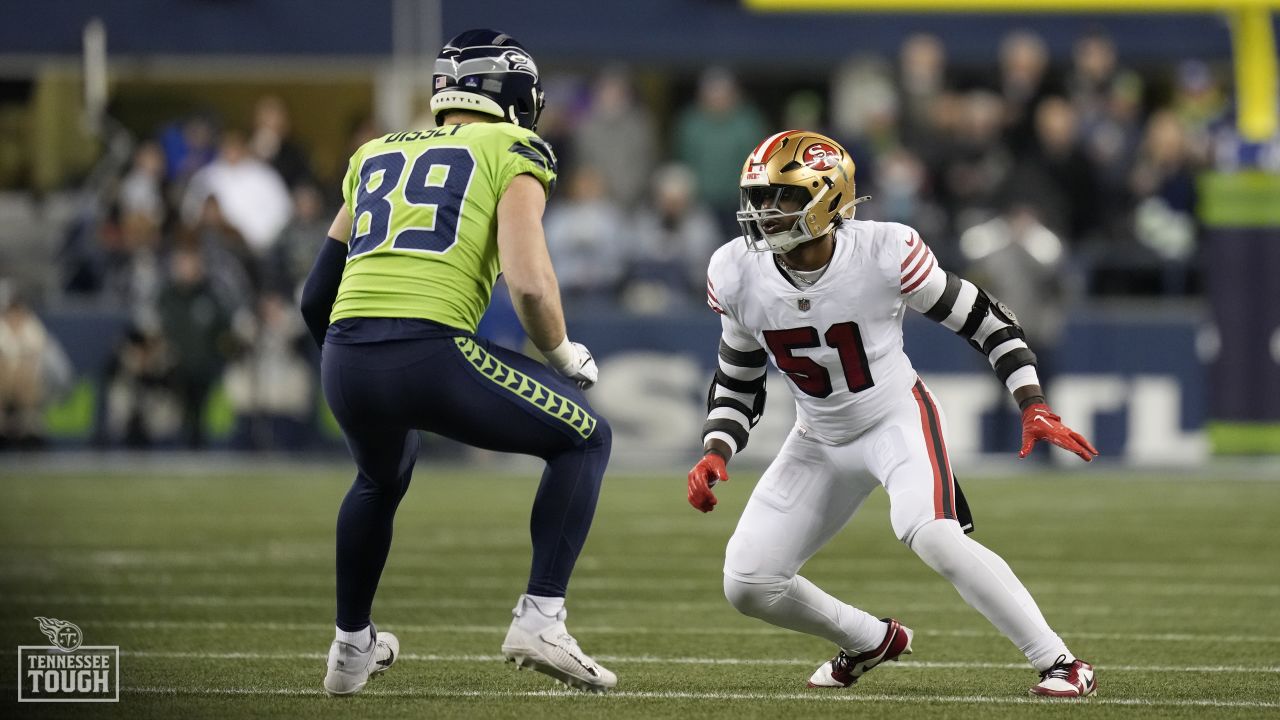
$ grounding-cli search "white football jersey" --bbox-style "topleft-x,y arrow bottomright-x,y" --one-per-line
706,219 -> 943,444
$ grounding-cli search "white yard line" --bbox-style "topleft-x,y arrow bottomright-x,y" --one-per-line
12,583 -> 1280,614
111,685 -> 1280,709
112,650 -> 1280,674
50,619 -> 1280,644
6,551 -> 1276,583
5,559 -> 1272,580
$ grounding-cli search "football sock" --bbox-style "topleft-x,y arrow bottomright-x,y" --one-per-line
524,594 -> 565,617
335,430 -> 419,631
723,574 -> 887,653
335,625 -> 373,652
908,519 -> 1072,670
513,594 -> 566,632
525,421 -> 611,597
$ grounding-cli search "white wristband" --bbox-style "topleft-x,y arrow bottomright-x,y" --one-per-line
1004,365 -> 1041,394
543,336 -> 575,370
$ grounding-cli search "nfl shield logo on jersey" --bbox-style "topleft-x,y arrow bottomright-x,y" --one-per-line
798,298 -> 811,311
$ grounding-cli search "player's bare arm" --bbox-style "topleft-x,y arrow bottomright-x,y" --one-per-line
496,173 -> 597,388
326,205 -> 353,243
496,173 -> 563,350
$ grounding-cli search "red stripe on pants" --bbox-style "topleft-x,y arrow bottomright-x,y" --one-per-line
912,380 -> 955,520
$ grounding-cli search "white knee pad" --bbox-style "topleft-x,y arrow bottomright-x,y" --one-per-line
723,574 -> 789,619
906,518 -> 967,576
889,488 -> 938,544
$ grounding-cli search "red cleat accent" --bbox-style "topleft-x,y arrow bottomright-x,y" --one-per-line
1030,655 -> 1097,697
807,618 -> 913,688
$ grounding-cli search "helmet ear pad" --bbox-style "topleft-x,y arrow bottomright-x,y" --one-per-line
430,28 -> 544,130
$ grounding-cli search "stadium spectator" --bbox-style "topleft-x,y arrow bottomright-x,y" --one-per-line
897,33 -> 950,148
225,291 -> 313,450
159,113 -> 219,195
180,195 -> 258,298
118,140 -> 167,229
527,74 -> 580,174
1171,59 -> 1227,155
1130,109 -> 1198,216
0,289 -> 71,449
1129,109 -> 1200,290
868,147 -> 952,266
624,163 -> 721,312
961,200 -> 1069,379
996,30 -> 1059,153
104,141 -> 170,306
98,316 -> 175,448
180,129 -> 293,258
249,94 -> 315,189
782,90 -> 825,134
271,183 -> 332,293
1080,71 -> 1145,230
156,245 -> 235,449
961,200 -> 1070,452
939,90 -> 1014,231
829,55 -> 899,189
543,165 -> 628,306
1067,30 -> 1123,127
1005,96 -> 1098,242
573,67 -> 657,211
674,67 -> 766,231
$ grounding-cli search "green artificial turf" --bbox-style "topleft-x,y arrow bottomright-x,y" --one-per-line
1,465 -> 1277,719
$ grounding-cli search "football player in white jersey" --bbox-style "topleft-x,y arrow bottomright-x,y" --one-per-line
687,130 -> 1099,698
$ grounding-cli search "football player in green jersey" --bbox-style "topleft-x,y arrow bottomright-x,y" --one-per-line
301,29 -> 616,695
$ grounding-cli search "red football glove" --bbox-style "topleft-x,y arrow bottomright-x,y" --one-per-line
1019,403 -> 1099,462
687,452 -> 729,513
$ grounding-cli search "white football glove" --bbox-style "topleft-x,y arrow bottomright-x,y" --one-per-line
544,338 -> 598,390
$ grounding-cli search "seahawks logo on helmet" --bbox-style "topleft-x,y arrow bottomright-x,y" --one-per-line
501,49 -> 535,75
430,29 -> 545,130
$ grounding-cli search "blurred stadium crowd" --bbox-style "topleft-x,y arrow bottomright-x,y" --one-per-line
1,26 -> 1275,451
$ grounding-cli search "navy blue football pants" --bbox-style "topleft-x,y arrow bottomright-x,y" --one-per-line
321,326 -> 611,632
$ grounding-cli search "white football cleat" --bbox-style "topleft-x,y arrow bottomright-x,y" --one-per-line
808,618 -> 913,688
501,595 -> 617,693
1030,655 -> 1096,697
323,626 -> 399,696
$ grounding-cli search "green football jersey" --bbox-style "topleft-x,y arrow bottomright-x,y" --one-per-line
330,121 -> 557,332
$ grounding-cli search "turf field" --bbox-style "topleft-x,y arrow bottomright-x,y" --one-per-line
1,462 -> 1278,719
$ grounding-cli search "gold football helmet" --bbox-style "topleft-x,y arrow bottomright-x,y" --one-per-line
736,130 -> 866,253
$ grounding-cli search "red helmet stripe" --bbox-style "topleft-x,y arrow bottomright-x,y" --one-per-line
749,130 -> 799,164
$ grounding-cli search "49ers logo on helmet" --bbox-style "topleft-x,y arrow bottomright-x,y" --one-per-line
803,143 -> 840,170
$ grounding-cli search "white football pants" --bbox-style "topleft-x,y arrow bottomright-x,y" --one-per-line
722,382 -> 1071,670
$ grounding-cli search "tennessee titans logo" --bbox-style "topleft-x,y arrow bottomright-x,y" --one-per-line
803,143 -> 840,171
35,616 -> 83,652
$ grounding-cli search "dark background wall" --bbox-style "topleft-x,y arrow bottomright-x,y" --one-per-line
0,0 -> 1261,65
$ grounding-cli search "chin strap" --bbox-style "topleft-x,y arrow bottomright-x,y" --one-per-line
843,195 -> 872,218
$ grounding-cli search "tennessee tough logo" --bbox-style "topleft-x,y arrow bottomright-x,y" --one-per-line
35,617 -> 82,652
